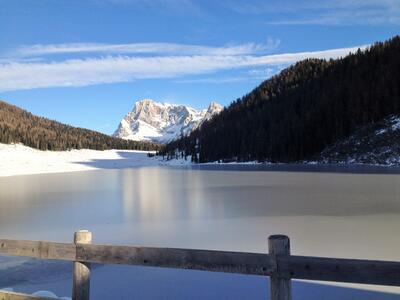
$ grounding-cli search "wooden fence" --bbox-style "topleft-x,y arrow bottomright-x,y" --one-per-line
1,230 -> 400,300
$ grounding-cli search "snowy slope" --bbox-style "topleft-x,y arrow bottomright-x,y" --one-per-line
316,115 -> 400,165
113,99 -> 223,143
0,143 -> 192,177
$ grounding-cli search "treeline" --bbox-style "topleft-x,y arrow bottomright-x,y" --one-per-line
162,36 -> 400,163
0,101 -> 161,151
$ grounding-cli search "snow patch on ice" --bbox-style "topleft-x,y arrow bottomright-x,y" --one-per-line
0,288 -> 70,299
203,160 -> 264,165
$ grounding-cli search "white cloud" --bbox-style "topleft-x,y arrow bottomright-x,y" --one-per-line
225,0 -> 400,25
174,77 -> 249,84
0,45 -> 367,92
16,39 -> 281,57
177,66 -> 285,84
174,75 -> 274,84
248,67 -> 282,78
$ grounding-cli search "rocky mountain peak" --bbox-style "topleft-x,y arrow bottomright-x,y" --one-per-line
113,99 -> 222,144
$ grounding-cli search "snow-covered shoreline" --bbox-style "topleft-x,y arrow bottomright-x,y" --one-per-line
1,143 -> 399,178
0,143 -> 190,177
0,143 -> 267,177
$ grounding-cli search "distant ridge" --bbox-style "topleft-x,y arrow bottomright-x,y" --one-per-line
0,100 -> 160,151
113,99 -> 223,143
162,36 -> 400,163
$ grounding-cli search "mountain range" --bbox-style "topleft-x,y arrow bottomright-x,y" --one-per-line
113,99 -> 223,143
1,36 -> 399,166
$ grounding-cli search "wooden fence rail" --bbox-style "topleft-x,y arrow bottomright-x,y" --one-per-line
1,231 -> 400,300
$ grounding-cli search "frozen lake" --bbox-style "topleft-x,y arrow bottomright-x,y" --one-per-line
1,165 -> 400,299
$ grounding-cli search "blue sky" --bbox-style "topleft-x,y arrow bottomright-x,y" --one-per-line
0,0 -> 399,134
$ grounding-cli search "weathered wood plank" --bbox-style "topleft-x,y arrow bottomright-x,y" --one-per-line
269,235 -> 291,300
280,255 -> 400,286
0,291 -> 54,300
0,239 -> 75,261
2,238 -> 400,287
76,244 -> 275,276
75,244 -> 400,286
72,231 -> 91,300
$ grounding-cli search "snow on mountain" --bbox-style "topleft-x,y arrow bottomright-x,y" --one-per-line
316,114 -> 400,166
113,99 -> 223,143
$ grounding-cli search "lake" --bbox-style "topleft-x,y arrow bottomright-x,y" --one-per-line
1,165 -> 400,299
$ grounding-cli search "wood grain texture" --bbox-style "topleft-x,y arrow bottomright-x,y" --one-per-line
281,255 -> 400,286
72,231 -> 92,300
0,239 -> 75,261
1,237 -> 400,287
76,244 -> 275,276
269,235 -> 291,300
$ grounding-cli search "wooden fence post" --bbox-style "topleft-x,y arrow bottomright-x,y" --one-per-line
72,230 -> 92,300
268,235 -> 291,300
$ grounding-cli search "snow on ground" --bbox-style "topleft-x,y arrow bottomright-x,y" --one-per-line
0,143 -> 191,177
0,143 -> 268,177
1,140 -> 398,177
0,288 -> 69,299
391,116 -> 400,131
204,160 -> 262,165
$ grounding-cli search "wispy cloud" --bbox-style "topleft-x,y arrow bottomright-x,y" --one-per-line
176,66 -> 284,84
16,39 -> 281,57
175,77 -> 249,84
0,44 -> 367,92
224,0 -> 400,25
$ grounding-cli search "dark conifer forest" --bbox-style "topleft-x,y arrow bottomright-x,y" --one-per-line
0,101 -> 161,151
161,36 -> 400,163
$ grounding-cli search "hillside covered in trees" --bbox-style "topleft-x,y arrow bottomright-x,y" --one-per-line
0,101 -> 161,151
161,36 -> 400,163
